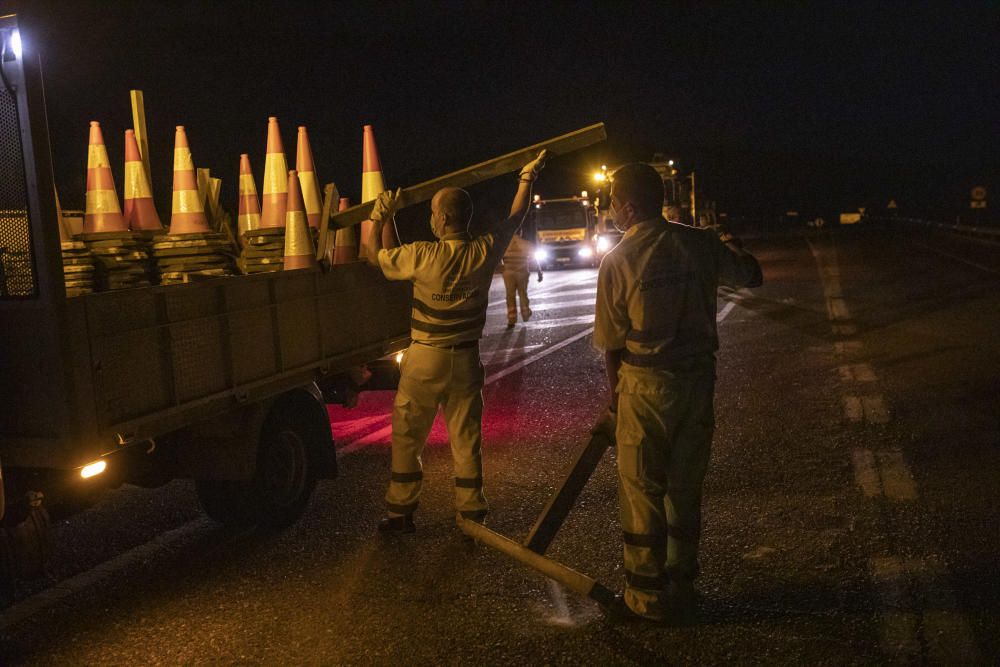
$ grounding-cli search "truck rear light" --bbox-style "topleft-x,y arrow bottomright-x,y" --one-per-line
80,460 -> 107,479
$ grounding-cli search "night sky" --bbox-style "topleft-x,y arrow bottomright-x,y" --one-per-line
22,1 -> 1000,222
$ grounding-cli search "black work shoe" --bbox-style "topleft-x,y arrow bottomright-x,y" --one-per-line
506,320 -> 516,328
377,514 -> 415,534
604,594 -> 663,624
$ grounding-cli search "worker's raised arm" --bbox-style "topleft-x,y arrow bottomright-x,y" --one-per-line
367,188 -> 402,271
497,150 -> 547,235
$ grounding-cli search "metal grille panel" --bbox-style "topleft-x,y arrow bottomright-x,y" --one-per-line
0,76 -> 36,297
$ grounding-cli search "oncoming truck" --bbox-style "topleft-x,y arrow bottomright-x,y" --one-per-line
530,194 -> 600,269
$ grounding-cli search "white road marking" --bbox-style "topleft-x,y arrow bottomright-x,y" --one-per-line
875,449 -> 917,501
869,556 -> 922,660
0,517 -> 217,630
488,297 -> 598,313
862,395 -> 891,424
913,241 -> 997,274
827,297 -> 851,321
717,300 -> 738,323
486,287 -> 597,312
834,341 -> 863,355
843,395 -> 864,422
481,344 -> 544,365
839,363 -> 877,383
509,314 -> 596,330
869,556 -> 982,664
330,414 -> 390,440
851,449 -> 881,497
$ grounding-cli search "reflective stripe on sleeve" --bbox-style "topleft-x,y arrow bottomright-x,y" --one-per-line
454,476 -> 483,489
390,471 -> 423,483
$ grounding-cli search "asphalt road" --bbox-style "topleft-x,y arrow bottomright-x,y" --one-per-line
1,221 -> 998,665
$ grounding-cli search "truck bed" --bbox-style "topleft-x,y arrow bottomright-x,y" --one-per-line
0,263 -> 411,469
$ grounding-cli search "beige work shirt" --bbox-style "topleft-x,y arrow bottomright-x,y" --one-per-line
379,228 -> 514,345
593,217 -> 761,368
502,233 -> 534,274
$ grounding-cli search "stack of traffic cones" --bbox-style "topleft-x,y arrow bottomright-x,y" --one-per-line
152,125 -> 235,285
239,117 -> 288,274
333,197 -> 357,264
358,124 -> 386,260
283,170 -> 317,271
77,121 -> 153,291
56,185 -> 96,297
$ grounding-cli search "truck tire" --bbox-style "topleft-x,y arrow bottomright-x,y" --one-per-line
197,399 -> 322,530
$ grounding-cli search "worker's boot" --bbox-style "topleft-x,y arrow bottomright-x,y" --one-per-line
522,308 -> 532,322
663,578 -> 699,624
377,514 -> 415,534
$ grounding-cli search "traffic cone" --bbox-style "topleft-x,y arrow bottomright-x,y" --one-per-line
169,125 -> 211,234
283,169 -> 316,270
296,126 -> 322,230
333,197 -> 358,264
260,116 -> 288,228
359,124 -> 387,259
237,153 -> 261,243
83,121 -> 128,234
123,129 -> 163,231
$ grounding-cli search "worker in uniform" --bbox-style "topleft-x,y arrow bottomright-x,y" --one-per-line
501,225 -> 543,327
592,163 -> 762,621
367,150 -> 547,533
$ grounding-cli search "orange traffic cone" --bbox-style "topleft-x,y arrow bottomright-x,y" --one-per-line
296,126 -> 322,230
260,116 -> 288,228
83,121 -> 128,234
237,153 -> 261,242
359,124 -> 387,259
123,129 -> 163,231
333,196 -> 358,264
169,125 -> 211,234
283,169 -> 316,271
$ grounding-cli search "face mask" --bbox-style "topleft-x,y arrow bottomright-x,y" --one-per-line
429,213 -> 445,239
610,201 -> 630,233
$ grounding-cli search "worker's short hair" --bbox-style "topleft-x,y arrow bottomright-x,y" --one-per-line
611,163 -> 664,219
438,188 -> 474,226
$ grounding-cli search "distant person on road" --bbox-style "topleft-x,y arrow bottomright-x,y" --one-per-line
502,225 -> 543,328
367,150 -> 547,534
592,162 -> 762,622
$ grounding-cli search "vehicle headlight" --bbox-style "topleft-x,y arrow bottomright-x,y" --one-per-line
534,249 -> 549,261
577,246 -> 593,258
596,236 -> 611,253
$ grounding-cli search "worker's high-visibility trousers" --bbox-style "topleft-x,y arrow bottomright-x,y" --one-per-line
385,342 -> 488,519
615,359 -> 715,619
502,268 -> 530,323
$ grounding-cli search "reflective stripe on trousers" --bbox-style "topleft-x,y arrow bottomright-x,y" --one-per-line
385,342 -> 488,516
502,269 -> 530,321
616,363 -> 715,617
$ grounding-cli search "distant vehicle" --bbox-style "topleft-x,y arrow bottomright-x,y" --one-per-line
531,195 -> 600,269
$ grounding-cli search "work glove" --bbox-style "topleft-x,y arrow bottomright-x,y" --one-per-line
519,149 -> 547,182
371,188 -> 402,223
590,407 -> 617,444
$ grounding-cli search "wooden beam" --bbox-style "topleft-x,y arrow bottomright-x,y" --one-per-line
327,122 -> 606,230
129,90 -> 153,196
315,182 -> 338,262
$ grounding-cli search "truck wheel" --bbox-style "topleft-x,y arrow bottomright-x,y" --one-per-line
196,408 -> 320,530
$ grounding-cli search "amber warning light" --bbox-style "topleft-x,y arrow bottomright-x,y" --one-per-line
80,460 -> 107,479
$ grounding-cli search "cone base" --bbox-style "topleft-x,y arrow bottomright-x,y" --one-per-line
283,254 -> 317,271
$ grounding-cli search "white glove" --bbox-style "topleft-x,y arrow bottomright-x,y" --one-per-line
371,188 -> 402,223
519,149 -> 547,182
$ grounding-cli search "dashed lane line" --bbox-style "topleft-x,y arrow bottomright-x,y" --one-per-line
913,241 -> 998,274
